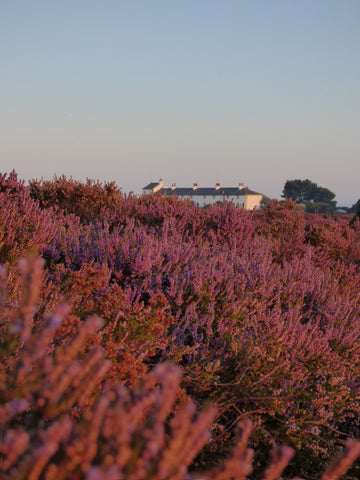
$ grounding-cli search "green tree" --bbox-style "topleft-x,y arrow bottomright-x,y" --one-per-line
281,179 -> 315,203
282,179 -> 337,213
349,199 -> 360,215
349,199 -> 360,225
260,194 -> 272,208
312,186 -> 336,203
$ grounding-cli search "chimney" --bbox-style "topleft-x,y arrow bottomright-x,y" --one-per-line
193,183 -> 198,190
238,182 -> 244,190
171,183 -> 176,190
215,183 -> 221,190
153,178 -> 164,193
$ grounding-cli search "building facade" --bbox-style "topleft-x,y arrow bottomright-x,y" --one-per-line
143,179 -> 263,209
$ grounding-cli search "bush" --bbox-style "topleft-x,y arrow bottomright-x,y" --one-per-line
0,172 -> 55,265
29,175 -> 123,222
2,172 -> 360,478
2,258 -> 360,480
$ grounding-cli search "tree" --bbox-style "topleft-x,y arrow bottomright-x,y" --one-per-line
349,199 -> 360,225
282,179 -> 315,203
282,179 -> 337,213
349,199 -> 360,215
260,194 -> 272,208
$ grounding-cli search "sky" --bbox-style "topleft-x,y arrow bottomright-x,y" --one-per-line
1,1 -> 359,206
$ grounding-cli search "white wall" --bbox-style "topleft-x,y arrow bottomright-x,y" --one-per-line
245,194 -> 263,210
186,194 -> 262,209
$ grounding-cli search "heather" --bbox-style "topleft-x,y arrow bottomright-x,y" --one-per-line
2,172 -> 360,479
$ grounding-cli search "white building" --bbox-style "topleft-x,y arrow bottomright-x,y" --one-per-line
143,179 -> 263,210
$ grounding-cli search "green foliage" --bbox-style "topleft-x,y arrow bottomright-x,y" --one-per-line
349,199 -> 360,225
348,200 -> 359,214
282,179 -> 337,213
259,195 -> 273,208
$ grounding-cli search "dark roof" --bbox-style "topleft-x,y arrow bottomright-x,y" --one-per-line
163,187 -> 262,197
143,182 -> 159,190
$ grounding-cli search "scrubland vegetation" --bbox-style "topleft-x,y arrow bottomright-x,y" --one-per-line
2,171 -> 360,479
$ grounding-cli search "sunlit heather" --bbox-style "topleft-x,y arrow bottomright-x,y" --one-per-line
2,171 -> 360,478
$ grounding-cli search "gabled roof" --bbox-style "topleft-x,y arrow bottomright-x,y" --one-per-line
163,187 -> 262,197
143,182 -> 160,190
143,182 -> 262,197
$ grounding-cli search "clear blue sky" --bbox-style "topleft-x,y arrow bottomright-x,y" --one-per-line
1,1 -> 359,206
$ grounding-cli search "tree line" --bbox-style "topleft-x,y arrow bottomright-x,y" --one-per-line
281,178 -> 359,216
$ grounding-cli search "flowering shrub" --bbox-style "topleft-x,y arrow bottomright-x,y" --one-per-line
29,175 -> 123,222
304,213 -> 360,264
2,258 -> 360,480
2,172 -> 360,478
0,172 -> 55,265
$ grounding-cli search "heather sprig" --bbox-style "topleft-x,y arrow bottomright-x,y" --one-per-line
2,257 -> 360,479
2,172 -> 360,478
0,174 -> 55,265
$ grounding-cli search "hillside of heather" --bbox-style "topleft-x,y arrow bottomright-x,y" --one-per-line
2,171 -> 360,480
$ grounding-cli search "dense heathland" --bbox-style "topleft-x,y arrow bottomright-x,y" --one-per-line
2,171 -> 360,479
